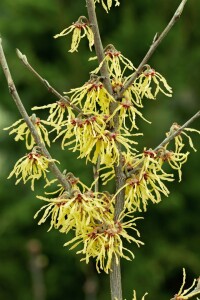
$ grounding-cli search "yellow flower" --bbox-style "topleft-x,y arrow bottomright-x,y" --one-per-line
65,75 -> 115,114
59,191 -> 114,235
8,147 -> 57,190
54,110 -> 139,167
87,129 -> 141,166
100,149 -> 142,186
167,123 -> 200,152
4,114 -> 50,150
94,0 -> 120,13
137,64 -> 172,99
112,77 -> 143,107
127,170 -> 173,211
114,149 -> 174,211
65,212 -> 143,273
54,113 -> 106,154
50,80 -> 143,167
90,44 -> 134,78
156,147 -> 189,182
129,149 -> 160,179
107,98 -> 150,131
171,268 -> 200,300
54,16 -> 94,52
34,190 -> 114,234
32,101 -> 74,133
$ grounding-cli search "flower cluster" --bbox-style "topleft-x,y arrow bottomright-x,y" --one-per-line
29,45 -> 173,179
32,100 -> 74,133
122,133 -> 196,211
54,16 -> 94,52
65,75 -> 115,114
156,147 -> 189,182
90,45 -> 172,101
136,64 -> 172,99
166,122 -> 200,153
35,190 -> 113,233
4,114 -> 50,150
8,147 -> 58,190
90,44 -> 135,78
65,214 -> 143,273
54,112 -> 140,166
34,180 -> 143,273
107,97 -> 150,131
101,135 -> 194,212
119,149 -> 174,211
89,45 -> 172,134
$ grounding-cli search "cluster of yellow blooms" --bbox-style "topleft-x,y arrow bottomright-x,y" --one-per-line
122,146 -> 190,211
7,147 -> 57,191
4,114 -> 50,150
54,112 -> 141,165
34,175 -> 143,273
5,1 -> 200,275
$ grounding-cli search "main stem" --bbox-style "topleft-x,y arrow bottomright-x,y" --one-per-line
86,1 -> 124,299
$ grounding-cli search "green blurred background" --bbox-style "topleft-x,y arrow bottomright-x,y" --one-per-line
0,0 -> 199,300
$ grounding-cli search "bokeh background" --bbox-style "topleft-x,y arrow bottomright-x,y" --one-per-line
0,1 -> 199,300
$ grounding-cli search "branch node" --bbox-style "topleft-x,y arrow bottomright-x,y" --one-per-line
152,32 -> 159,44
43,79 -> 51,89
16,48 -> 28,64
175,0 -> 188,18
8,83 -> 15,95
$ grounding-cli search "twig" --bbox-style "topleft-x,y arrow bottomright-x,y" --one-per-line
127,110 -> 200,178
119,0 -> 188,97
85,0 -> 113,95
16,49 -> 82,114
93,156 -> 100,193
0,38 -> 72,193
154,110 -> 200,151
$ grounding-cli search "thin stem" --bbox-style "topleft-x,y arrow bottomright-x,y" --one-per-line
119,0 -> 188,97
85,0 -> 112,95
16,49 -> 82,114
0,38 -> 72,194
154,110 -> 200,151
85,0 -> 126,217
86,1 -> 124,300
93,156 -> 100,193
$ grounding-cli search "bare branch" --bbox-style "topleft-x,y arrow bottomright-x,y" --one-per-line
119,0 -> 188,97
154,110 -> 200,151
85,0 -> 113,95
16,49 -> 82,114
0,38 -> 72,193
